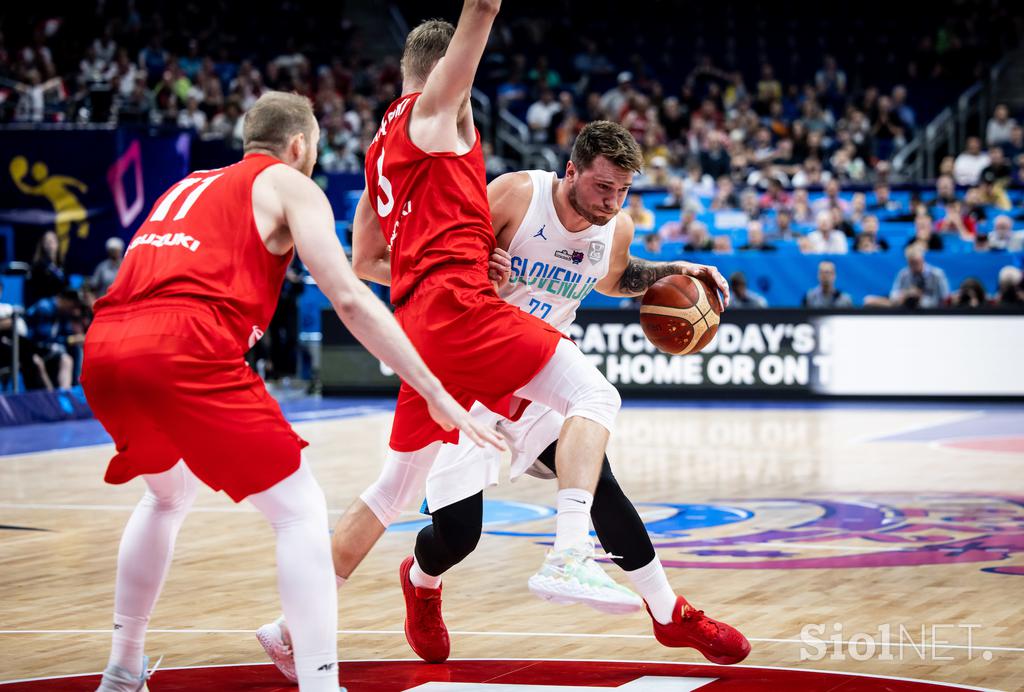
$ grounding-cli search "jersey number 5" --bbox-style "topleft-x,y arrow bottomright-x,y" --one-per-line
149,174 -> 223,222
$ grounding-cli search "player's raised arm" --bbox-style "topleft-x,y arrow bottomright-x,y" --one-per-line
267,166 -> 504,449
351,188 -> 392,286
596,213 -> 731,306
415,0 -> 500,119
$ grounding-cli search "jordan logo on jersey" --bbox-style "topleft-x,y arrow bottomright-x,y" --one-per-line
533,225 -> 547,240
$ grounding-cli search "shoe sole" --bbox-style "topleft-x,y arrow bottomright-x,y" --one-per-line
528,577 -> 643,614
255,626 -> 298,683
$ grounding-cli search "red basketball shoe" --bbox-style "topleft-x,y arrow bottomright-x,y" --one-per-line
647,596 -> 751,665
400,556 -> 450,663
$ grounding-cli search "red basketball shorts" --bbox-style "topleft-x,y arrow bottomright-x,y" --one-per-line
389,269 -> 563,452
80,299 -> 307,502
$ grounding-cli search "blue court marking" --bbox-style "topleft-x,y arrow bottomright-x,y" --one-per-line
0,397 -> 395,457
873,410 -> 1024,443
388,500 -> 554,533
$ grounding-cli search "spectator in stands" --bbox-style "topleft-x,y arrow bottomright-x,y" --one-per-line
953,137 -> 990,185
931,174 -> 958,209
209,99 -> 244,147
642,233 -> 662,255
739,220 -> 776,251
869,183 -> 901,214
712,234 -> 733,254
657,206 -> 693,241
682,162 -> 715,198
989,215 -> 1024,251
710,176 -> 740,210
634,155 -> 670,190
804,211 -> 849,254
626,194 -> 654,231
26,231 -> 67,306
683,221 -> 713,252
771,207 -> 799,241
525,88 -> 560,143
855,215 -> 890,253
890,245 -> 950,308
699,134 -> 731,180
758,178 -> 790,211
906,214 -> 944,251
756,63 -> 782,107
803,261 -> 853,308
848,192 -> 868,226
176,94 -> 207,132
934,200 -> 977,240
1004,124 -> 1024,161
996,266 -> 1024,305
980,147 -> 1013,189
791,188 -> 813,223
24,288 -> 82,389
791,156 -> 830,188
600,71 -> 634,120
0,285 -> 55,391
953,278 -> 989,307
986,104 -> 1017,147
891,85 -> 916,132
729,272 -> 768,308
90,237 -> 124,298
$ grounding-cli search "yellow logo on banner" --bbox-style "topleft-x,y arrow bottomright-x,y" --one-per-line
9,156 -> 90,257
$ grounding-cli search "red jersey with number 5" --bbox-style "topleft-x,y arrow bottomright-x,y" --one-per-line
95,153 -> 291,353
364,93 -> 494,305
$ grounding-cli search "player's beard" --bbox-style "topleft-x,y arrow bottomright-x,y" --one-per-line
567,179 -> 614,226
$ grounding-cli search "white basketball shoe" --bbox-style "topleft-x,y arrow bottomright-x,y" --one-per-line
256,617 -> 297,682
95,655 -> 161,692
528,538 -> 644,614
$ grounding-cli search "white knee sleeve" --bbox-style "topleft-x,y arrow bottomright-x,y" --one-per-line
359,442 -> 441,527
515,340 -> 621,433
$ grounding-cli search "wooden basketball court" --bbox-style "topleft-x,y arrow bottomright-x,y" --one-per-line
1,402 -> 1022,690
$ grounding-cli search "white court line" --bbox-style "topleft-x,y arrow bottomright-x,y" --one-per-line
0,628 -> 1020,653
0,657 -> 1004,691
0,502 -> 422,518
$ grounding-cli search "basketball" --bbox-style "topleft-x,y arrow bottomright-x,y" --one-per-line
640,275 -> 723,355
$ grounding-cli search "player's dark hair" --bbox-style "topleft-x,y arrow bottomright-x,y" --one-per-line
401,19 -> 455,85
570,121 -> 644,174
242,92 -> 316,156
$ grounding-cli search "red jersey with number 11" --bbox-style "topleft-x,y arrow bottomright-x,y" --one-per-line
364,93 -> 495,305
95,154 -> 292,353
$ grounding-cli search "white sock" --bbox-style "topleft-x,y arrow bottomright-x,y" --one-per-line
625,556 -> 677,624
109,613 -> 148,676
553,488 -> 593,552
294,653 -> 341,692
410,558 -> 442,589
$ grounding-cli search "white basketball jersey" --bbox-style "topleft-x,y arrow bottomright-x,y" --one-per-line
500,170 -> 616,334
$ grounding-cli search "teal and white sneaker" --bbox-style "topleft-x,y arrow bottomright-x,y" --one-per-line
527,539 -> 643,614
96,655 -> 161,692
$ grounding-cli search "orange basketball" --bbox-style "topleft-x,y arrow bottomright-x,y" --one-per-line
640,275 -> 723,355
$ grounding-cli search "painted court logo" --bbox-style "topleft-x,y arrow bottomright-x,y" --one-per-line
393,494 -> 1024,576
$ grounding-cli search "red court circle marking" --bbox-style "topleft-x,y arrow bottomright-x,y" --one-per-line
940,436 -> 1024,454
0,658 -> 994,691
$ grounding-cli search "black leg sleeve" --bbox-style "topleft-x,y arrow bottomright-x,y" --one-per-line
538,442 -> 656,572
413,491 -> 485,577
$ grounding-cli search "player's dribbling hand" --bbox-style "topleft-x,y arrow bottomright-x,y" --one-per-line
679,261 -> 731,308
427,398 -> 507,450
488,247 -> 513,291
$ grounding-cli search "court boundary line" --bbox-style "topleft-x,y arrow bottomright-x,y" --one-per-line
0,656 -> 1004,691
855,411 -> 987,445
0,628 -> 1019,654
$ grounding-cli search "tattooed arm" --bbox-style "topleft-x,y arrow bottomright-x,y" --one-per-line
596,213 -> 731,305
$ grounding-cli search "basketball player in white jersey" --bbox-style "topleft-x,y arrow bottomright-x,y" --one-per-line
257,121 -> 750,681
398,121 -> 750,666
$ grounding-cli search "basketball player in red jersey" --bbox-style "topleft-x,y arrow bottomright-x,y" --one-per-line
257,1 -> 643,679
83,92 -> 501,692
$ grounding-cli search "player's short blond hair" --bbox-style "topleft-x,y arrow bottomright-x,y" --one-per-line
570,121 -> 644,174
242,92 -> 317,156
401,19 -> 455,85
